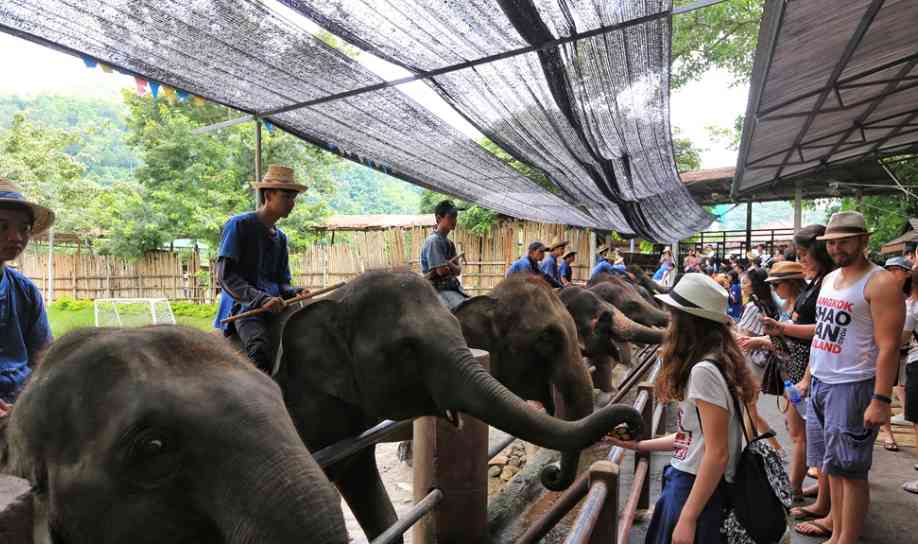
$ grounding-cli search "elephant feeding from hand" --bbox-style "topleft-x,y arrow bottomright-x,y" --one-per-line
0,326 -> 348,544
276,271 -> 643,543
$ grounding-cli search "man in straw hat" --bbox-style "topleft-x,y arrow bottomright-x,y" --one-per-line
559,249 -> 577,286
506,241 -> 562,287
540,238 -> 569,287
214,165 -> 308,374
420,199 -> 467,310
0,178 -> 54,414
805,211 -> 904,543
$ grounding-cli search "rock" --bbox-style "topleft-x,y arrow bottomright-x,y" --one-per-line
508,456 -> 521,467
488,465 -> 502,478
489,455 -> 508,466
500,465 -> 520,481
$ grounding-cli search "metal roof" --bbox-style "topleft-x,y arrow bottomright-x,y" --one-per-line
734,0 -> 918,199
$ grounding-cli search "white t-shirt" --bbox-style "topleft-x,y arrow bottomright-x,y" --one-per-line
905,298 -> 918,364
671,361 -> 742,482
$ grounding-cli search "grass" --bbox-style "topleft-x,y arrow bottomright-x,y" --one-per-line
47,299 -> 217,337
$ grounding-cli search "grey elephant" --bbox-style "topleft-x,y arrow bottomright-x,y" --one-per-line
558,286 -> 665,396
589,275 -> 669,328
275,271 -> 642,542
0,326 -> 347,544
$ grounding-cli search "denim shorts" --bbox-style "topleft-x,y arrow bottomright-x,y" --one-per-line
806,377 -> 878,480
645,465 -> 726,544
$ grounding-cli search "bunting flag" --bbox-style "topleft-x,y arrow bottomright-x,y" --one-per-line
149,81 -> 161,98
134,76 -> 148,96
81,56 -> 97,68
263,120 -> 274,133
176,89 -> 190,102
99,63 -> 113,73
192,95 -> 206,107
162,86 -> 177,104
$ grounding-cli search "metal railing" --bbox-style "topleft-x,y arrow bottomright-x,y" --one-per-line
519,345 -> 662,544
313,419 -> 413,468
370,488 -> 445,544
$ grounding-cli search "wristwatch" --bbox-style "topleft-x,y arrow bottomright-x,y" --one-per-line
872,393 -> 892,404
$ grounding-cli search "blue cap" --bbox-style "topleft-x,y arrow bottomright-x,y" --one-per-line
884,256 -> 911,271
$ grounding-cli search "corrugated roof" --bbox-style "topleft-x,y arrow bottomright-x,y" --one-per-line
734,0 -> 918,199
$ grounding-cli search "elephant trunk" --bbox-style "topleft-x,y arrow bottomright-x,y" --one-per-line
430,347 -> 642,489
213,448 -> 347,544
643,305 -> 670,328
612,310 -> 666,345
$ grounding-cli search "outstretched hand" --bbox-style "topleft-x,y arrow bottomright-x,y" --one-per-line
261,297 -> 285,313
0,399 -> 11,417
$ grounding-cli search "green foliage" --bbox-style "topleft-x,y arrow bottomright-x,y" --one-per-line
171,301 -> 219,319
672,127 -> 703,172
672,0 -> 764,88
50,297 -> 94,312
330,165 -> 421,214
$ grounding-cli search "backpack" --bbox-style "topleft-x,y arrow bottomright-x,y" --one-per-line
700,362 -> 791,543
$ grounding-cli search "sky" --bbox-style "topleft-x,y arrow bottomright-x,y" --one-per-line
0,12 -> 747,170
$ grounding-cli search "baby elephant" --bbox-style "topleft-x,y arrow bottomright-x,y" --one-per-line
0,326 -> 347,544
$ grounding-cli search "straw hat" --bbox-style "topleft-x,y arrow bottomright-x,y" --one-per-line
817,211 -> 870,240
562,250 -> 577,259
596,245 -> 611,256
548,239 -> 569,251
765,261 -> 805,283
655,273 -> 730,324
0,178 -> 55,236
251,165 -> 308,193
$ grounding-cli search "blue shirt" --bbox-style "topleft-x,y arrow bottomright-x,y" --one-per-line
421,230 -> 461,292
559,260 -> 572,282
727,283 -> 744,321
507,256 -> 539,277
590,260 -> 615,282
214,212 -> 293,330
540,254 -> 561,284
0,266 -> 52,401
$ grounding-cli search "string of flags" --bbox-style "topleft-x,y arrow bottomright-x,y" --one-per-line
82,54 -> 207,106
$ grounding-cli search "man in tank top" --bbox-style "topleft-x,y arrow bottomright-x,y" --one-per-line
807,211 -> 904,544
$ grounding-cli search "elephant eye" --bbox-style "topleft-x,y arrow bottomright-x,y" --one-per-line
124,428 -> 182,487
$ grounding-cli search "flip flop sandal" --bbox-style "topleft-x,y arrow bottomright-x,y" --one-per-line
904,480 -> 918,495
789,506 -> 827,520
884,439 -> 899,452
794,520 -> 833,538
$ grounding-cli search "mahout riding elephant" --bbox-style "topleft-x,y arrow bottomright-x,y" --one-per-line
558,286 -> 665,397
276,271 -> 642,542
588,274 -> 669,328
0,326 -> 347,544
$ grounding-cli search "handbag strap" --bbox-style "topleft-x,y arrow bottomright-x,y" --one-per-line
693,361 -> 752,446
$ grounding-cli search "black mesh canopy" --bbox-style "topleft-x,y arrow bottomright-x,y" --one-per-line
0,0 -> 713,239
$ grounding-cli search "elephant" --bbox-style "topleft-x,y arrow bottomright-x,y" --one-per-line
558,286 -> 666,398
589,275 -> 670,328
275,271 -> 642,543
452,275 -> 598,492
0,326 -> 347,544
626,264 -> 672,295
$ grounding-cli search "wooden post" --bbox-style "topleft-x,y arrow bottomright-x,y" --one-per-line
589,230 -> 597,272
855,188 -> 864,212
255,119 -> 263,208
46,228 -> 55,303
745,201 -> 753,257
793,181 -> 803,233
72,242 -> 79,299
636,383 -> 654,511
587,461 -> 620,544
413,349 -> 490,544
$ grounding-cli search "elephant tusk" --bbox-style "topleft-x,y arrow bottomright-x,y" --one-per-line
444,410 -> 464,429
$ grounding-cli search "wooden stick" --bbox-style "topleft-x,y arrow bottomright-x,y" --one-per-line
220,281 -> 346,324
423,252 -> 465,280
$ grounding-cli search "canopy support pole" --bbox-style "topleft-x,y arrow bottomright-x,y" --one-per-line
589,230 -> 597,272
745,201 -> 753,257
855,188 -> 864,212
255,119 -> 263,208
794,181 -> 802,233
47,227 -> 55,303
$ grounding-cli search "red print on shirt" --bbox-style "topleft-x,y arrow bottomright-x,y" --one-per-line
673,408 -> 693,461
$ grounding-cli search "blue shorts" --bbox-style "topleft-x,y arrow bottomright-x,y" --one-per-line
645,466 -> 726,544
806,377 -> 878,480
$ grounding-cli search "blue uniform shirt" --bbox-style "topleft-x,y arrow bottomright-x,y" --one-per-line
507,256 -> 539,277
540,254 -> 561,284
0,266 -> 52,402
421,231 -> 461,292
213,212 -> 293,331
590,260 -> 615,282
559,260 -> 572,282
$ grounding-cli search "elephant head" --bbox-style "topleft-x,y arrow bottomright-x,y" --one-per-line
0,326 -> 347,544
589,276 -> 669,328
278,272 -> 642,494
626,265 -> 671,295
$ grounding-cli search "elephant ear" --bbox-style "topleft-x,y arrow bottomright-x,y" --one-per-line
279,299 -> 359,405
452,296 -> 498,352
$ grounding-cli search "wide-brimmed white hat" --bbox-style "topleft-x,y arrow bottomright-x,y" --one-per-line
655,273 -> 730,324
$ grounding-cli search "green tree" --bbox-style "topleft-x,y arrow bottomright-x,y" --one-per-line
672,0 -> 764,88
672,127 -> 703,171
0,113 -> 103,237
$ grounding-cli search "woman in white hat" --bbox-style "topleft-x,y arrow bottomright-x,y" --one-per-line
608,274 -> 757,543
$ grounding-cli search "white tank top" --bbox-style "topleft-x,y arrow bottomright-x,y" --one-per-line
809,264 -> 883,384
